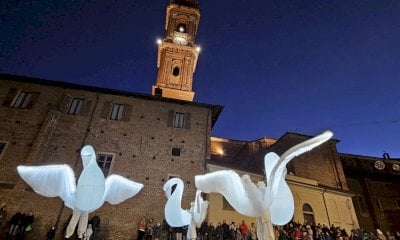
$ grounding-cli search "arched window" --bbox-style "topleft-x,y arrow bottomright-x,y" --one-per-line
302,203 -> 315,225
172,67 -> 180,76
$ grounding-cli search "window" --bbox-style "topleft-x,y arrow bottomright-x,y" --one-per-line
302,203 -> 315,225
167,110 -> 191,129
0,141 -> 7,161
97,154 -> 114,176
172,67 -> 180,76
11,91 -> 32,108
2,89 -> 38,109
101,102 -> 131,121
67,98 -> 85,115
110,104 -> 125,120
174,112 -> 185,128
172,148 -> 181,156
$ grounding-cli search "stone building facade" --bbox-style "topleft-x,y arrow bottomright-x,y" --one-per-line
0,74 -> 222,239
340,154 -> 400,233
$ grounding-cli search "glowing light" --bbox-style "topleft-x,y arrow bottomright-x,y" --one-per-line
196,46 -> 201,52
217,148 -> 224,155
156,38 -> 162,45
179,26 -> 185,32
17,145 -> 144,239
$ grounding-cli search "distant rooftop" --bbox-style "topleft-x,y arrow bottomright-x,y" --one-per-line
210,132 -> 338,175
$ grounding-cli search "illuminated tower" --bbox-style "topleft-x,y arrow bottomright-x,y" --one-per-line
152,0 -> 200,102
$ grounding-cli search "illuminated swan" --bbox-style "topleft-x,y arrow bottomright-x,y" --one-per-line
17,145 -> 144,238
195,131 -> 333,240
163,178 -> 208,240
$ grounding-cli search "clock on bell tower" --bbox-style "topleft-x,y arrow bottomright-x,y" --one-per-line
152,0 -> 200,102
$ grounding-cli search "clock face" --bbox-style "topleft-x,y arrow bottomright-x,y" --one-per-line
374,161 -> 385,170
393,164 -> 400,171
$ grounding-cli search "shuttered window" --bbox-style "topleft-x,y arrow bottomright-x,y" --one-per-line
101,102 -> 132,121
174,112 -> 185,128
110,104 -> 124,120
67,98 -> 85,115
12,91 -> 32,108
2,89 -> 39,109
167,110 -> 191,129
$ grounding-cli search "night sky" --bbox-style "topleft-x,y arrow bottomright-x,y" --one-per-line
1,0 -> 400,158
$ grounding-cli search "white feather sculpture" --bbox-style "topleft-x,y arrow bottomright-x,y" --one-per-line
17,145 -> 143,238
163,177 -> 209,240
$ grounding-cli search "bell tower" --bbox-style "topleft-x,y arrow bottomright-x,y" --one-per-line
152,0 -> 200,102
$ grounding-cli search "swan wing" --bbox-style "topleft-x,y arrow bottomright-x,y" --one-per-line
241,174 -> 265,213
195,170 -> 258,216
270,131 -> 333,189
199,200 -> 209,227
266,131 -> 333,201
264,152 -> 292,213
264,152 -> 279,184
17,165 -> 76,209
103,175 -> 143,205
193,190 -> 209,227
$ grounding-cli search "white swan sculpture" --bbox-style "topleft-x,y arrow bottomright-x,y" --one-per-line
163,177 -> 208,240
195,130 -> 333,240
17,145 -> 144,238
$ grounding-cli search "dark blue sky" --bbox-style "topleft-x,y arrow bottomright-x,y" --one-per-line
1,0 -> 400,158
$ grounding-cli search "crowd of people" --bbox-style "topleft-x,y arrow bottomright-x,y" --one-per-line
1,207 -> 399,240
0,205 -> 102,240
0,209 -> 35,240
134,217 -> 400,240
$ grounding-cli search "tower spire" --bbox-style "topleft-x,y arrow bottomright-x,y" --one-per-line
152,0 -> 201,101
